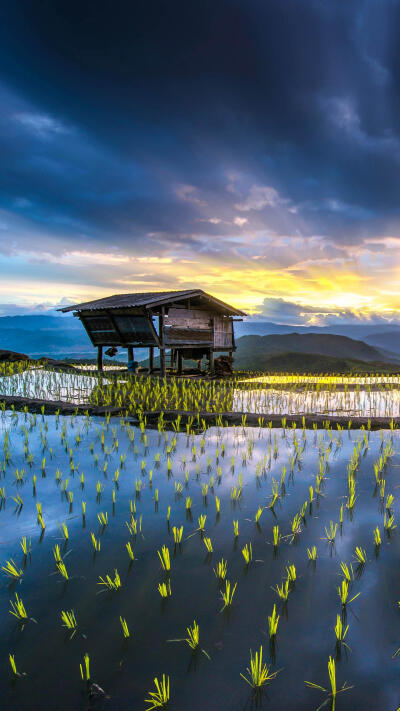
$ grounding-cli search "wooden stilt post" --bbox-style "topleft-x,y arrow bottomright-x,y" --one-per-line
178,350 -> 183,375
149,346 -> 154,373
97,345 -> 103,372
159,308 -> 166,377
160,348 -> 166,377
127,346 -> 134,363
209,349 -> 214,375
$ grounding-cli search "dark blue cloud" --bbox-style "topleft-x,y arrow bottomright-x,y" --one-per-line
0,0 -> 400,312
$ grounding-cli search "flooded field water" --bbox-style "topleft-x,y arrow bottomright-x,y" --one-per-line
1,410 -> 400,710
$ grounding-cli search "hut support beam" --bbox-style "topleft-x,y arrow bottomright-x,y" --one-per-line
160,348 -> 166,376
159,308 -> 166,377
97,345 -> 103,372
209,349 -> 214,375
177,350 -> 183,375
127,346 -> 134,362
149,346 -> 154,373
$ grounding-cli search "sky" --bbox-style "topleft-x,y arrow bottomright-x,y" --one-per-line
1,0 -> 400,325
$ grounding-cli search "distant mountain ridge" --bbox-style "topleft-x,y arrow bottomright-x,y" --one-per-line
0,313 -> 400,367
236,351 -> 400,374
233,333 -> 399,370
234,320 -> 400,342
0,314 -> 92,357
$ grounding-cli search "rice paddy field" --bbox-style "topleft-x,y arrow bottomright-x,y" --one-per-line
3,365 -> 400,417
2,365 -> 400,709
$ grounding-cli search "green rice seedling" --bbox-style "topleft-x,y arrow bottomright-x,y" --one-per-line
268,604 -> 280,638
82,500 -> 86,516
12,495 -> 23,510
185,496 -> 192,511
339,503 -> 344,525
166,506 -> 171,522
120,616 -> 130,638
53,544 -> 62,564
201,483 -> 208,498
273,525 -> 281,547
240,645 -> 280,690
126,541 -> 134,560
291,513 -> 302,539
374,526 -> 382,546
91,533 -> 101,552
230,485 -> 242,501
56,558 -> 69,580
158,545 -> 171,572
305,655 -> 352,705
2,559 -> 23,580
158,580 -> 171,598
98,569 -> 121,591
58,523 -> 69,541
61,478 -> 69,493
135,478 -> 143,494
172,526 -> 183,544
339,561 -> 354,583
233,520 -> 239,537
145,675 -> 170,710
174,482 -> 183,495
198,514 -> 207,531
80,653 -> 90,682
286,564 -> 296,582
203,537 -> 213,553
220,579 -> 237,611
9,653 -> 20,677
338,579 -> 360,607
215,496 -> 221,513
169,619 -> 210,659
61,609 -> 78,637
97,511 -> 108,526
9,593 -> 29,623
242,542 -> 253,566
254,507 -> 264,524
272,578 -> 290,602
334,614 -> 350,651
267,489 -> 279,510
300,501 -> 308,520
20,537 -> 31,557
324,521 -> 338,543
386,493 -> 394,511
307,546 -> 317,561
14,468 -> 25,483
353,547 -> 367,565
379,478 -> 386,500
213,558 -> 227,580
126,518 -> 137,536
346,488 -> 357,511
384,512 -> 397,531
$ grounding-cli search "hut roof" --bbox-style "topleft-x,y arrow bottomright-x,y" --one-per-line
58,289 -> 246,316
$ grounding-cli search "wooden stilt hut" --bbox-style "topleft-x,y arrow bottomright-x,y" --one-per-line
59,290 -> 245,375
